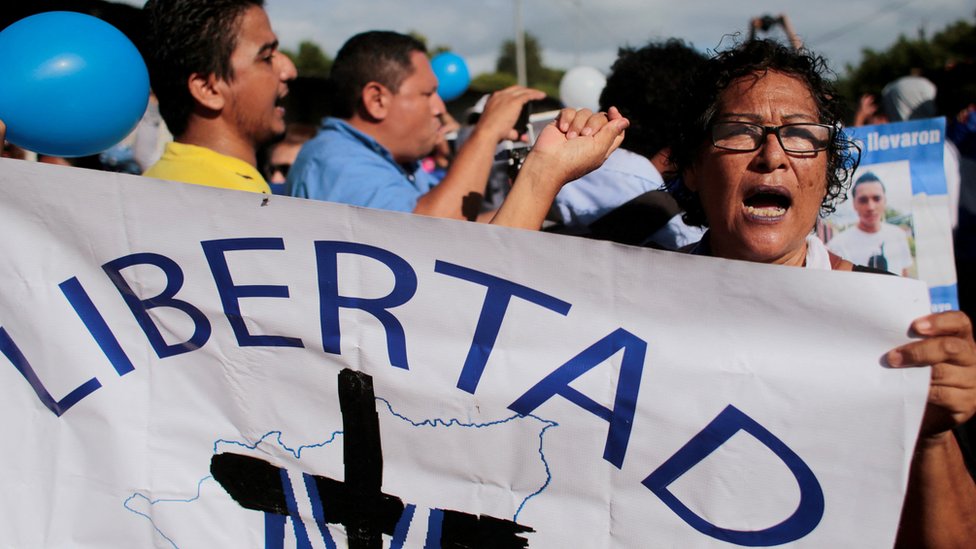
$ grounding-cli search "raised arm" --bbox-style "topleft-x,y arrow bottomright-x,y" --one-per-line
490,107 -> 628,229
887,311 -> 976,547
413,85 -> 545,220
779,14 -> 803,50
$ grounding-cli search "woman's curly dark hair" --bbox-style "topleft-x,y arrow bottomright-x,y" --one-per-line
665,39 -> 860,227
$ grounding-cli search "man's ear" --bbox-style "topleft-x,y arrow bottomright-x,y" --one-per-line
360,82 -> 390,121
187,72 -> 225,111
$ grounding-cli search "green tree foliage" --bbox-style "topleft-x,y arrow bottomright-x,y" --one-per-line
837,19 -> 975,115
407,30 -> 451,57
470,71 -> 518,91
496,34 -> 541,77
430,44 -> 452,57
496,33 -> 564,89
282,41 -> 333,78
470,32 -> 563,96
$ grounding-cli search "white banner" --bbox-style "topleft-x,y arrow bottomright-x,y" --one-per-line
0,158 -> 931,547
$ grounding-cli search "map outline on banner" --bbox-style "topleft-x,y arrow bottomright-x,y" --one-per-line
123,370 -> 557,548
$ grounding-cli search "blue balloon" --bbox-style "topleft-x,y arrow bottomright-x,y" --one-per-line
430,52 -> 471,102
0,12 -> 149,157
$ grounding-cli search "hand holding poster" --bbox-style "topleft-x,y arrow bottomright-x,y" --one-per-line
0,159 -> 937,547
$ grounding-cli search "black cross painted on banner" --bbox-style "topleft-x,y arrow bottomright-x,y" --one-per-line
211,368 -> 534,548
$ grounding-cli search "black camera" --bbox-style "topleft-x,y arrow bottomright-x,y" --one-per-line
496,102 -> 561,180
495,142 -> 531,182
759,14 -> 782,32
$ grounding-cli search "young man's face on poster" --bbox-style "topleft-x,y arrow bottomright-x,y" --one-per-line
853,181 -> 887,232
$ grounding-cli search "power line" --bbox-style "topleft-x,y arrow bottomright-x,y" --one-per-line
808,0 -> 918,47
544,0 -> 618,46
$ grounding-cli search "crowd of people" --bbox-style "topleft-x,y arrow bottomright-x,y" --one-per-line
2,0 -> 976,544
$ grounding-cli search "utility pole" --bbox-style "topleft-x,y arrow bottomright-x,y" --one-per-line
573,0 -> 581,66
514,0 -> 527,86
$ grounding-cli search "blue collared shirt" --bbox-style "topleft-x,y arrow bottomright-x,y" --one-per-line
552,148 -> 663,227
288,118 -> 438,212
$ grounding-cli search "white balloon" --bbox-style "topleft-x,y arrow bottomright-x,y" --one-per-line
559,66 -> 606,111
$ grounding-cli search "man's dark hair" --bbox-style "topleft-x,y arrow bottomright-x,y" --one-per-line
143,0 -> 263,137
599,39 -> 705,161
666,39 -> 859,227
329,31 -> 427,119
851,171 -> 885,197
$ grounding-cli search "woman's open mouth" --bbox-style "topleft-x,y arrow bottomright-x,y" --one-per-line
743,186 -> 792,221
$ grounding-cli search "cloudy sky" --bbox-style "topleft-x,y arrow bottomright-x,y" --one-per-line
127,0 -> 974,76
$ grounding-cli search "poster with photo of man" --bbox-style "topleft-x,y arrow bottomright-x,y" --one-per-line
826,166 -> 915,277
821,117 -> 958,311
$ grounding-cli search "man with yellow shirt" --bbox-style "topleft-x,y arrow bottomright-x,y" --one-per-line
142,0 -> 297,193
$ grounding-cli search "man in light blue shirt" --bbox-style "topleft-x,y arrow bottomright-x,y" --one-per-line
553,147 -> 662,227
291,117 -> 438,212
289,31 -> 544,221
551,39 -> 706,248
